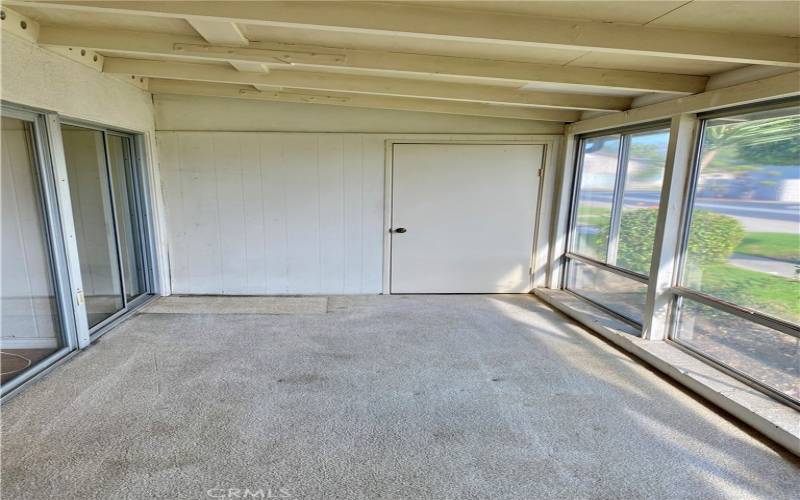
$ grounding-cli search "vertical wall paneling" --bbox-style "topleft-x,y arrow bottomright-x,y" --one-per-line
317,135 -> 346,293
158,132 -> 386,294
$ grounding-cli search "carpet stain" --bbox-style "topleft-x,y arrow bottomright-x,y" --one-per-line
276,373 -> 324,385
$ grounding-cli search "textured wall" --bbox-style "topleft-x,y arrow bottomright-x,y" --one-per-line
1,33 -> 154,132
2,33 -> 170,294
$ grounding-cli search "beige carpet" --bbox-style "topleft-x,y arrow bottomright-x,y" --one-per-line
2,295 -> 798,499
142,295 -> 328,315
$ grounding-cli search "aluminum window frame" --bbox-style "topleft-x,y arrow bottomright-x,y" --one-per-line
666,98 -> 800,408
0,104 -> 79,397
58,118 -> 157,340
564,121 -> 671,326
562,259 -> 646,330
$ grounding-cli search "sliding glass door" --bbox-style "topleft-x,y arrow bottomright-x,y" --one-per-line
61,124 -> 147,331
1,106 -> 153,396
1,111 -> 75,392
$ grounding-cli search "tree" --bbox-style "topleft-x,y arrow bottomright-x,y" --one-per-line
700,114 -> 800,170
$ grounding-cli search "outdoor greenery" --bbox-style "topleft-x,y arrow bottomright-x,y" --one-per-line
575,205 -> 612,227
684,211 -> 746,266
697,264 -> 800,324
601,208 -> 659,275
702,114 -> 800,169
735,232 -> 800,263
579,206 -> 798,322
592,208 -> 746,274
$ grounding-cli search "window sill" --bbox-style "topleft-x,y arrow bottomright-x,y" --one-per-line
533,287 -> 800,456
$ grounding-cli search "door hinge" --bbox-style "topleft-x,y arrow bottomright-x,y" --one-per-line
76,289 -> 85,306
537,167 -> 544,177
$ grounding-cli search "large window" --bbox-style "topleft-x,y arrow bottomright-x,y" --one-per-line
566,126 -> 670,324
672,103 -> 799,405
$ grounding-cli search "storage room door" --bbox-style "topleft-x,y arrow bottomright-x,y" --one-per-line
391,144 -> 542,293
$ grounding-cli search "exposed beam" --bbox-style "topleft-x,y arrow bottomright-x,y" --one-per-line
36,26 -> 707,94
36,27 -> 346,67
568,71 -> 800,135
148,79 -> 581,122
185,18 -> 267,73
14,1 -> 800,67
104,57 -> 630,111
172,41 -> 705,95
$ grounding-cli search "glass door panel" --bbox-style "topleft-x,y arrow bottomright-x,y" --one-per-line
1,117 -> 65,385
107,135 -> 145,301
61,124 -> 124,328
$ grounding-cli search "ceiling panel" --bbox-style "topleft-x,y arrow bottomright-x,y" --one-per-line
407,1 -> 685,24
649,0 -> 800,37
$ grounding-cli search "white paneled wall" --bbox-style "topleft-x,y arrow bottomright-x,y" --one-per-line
158,132 -> 385,294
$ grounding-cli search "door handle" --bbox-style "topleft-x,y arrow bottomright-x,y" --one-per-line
393,227 -> 407,233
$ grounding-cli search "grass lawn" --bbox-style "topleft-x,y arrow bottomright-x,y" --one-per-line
735,232 -> 800,263
696,263 -> 800,324
575,206 -> 611,227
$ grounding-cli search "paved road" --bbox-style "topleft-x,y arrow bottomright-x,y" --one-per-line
729,253 -> 800,278
586,191 -> 800,232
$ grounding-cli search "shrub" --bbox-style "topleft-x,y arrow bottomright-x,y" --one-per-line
684,210 -> 746,266
595,208 -> 744,274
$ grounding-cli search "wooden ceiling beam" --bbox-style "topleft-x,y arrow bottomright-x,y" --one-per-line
184,19 -> 267,73
12,0 -> 800,67
104,57 -> 631,111
36,26 -> 707,94
147,79 -> 581,122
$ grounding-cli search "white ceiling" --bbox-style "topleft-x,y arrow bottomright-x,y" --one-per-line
6,1 -> 798,123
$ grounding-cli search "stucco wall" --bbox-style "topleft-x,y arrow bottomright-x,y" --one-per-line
2,32 -> 170,295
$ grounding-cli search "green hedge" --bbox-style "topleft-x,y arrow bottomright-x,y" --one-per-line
596,208 -> 745,274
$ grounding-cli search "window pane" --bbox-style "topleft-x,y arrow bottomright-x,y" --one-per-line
674,298 -> 799,402
107,135 -> 145,301
571,135 -> 619,260
1,117 -> 64,385
680,105 -> 800,325
61,125 -> 124,327
613,129 -> 669,275
566,259 -> 647,323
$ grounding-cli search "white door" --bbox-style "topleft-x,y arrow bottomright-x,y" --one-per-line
391,144 -> 543,293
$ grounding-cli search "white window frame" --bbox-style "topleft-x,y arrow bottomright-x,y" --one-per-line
563,122 -> 670,327
544,71 -> 800,411
665,99 -> 800,410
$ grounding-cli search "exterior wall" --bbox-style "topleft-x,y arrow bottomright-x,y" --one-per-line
1,33 -> 154,132
1,32 -> 169,295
